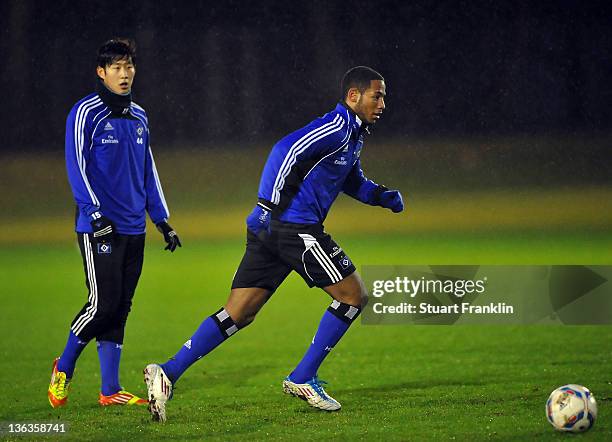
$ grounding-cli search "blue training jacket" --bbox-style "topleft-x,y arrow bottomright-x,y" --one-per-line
256,102 -> 385,224
65,93 -> 169,234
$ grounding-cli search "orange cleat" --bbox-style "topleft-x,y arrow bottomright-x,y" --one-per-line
48,357 -> 71,408
98,390 -> 148,406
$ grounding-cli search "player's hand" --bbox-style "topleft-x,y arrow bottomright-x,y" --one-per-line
156,221 -> 182,252
246,204 -> 271,239
380,190 -> 404,213
90,213 -> 115,243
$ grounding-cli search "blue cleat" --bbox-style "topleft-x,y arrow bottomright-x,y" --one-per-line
282,375 -> 341,411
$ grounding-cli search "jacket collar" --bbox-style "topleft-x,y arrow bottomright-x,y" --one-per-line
336,101 -> 368,135
96,79 -> 132,115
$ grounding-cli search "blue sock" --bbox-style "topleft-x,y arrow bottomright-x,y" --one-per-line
57,331 -> 88,378
161,309 -> 238,383
290,301 -> 361,384
97,341 -> 123,396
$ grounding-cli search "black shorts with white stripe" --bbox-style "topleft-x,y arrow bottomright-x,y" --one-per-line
231,221 -> 356,291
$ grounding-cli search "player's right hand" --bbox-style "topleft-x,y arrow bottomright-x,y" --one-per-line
246,204 -> 271,239
90,213 -> 115,242
379,189 -> 404,213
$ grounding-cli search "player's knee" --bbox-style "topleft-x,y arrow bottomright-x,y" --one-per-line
230,310 -> 257,329
96,304 -> 119,321
224,304 -> 258,329
331,288 -> 364,308
334,275 -> 368,308
224,288 -> 270,328
116,300 -> 133,318
351,286 -> 369,308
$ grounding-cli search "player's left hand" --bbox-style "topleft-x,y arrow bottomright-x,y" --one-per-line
246,204 -> 271,239
156,221 -> 182,252
380,189 -> 404,213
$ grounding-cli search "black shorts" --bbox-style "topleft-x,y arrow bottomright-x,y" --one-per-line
231,221 -> 356,291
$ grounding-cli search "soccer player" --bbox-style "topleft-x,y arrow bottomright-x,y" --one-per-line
144,66 -> 403,421
48,38 -> 182,408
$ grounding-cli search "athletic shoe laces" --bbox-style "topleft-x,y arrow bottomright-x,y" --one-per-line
309,376 -> 330,399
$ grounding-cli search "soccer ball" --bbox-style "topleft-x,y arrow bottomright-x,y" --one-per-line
546,384 -> 597,432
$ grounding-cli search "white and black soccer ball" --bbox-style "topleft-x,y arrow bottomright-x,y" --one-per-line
546,384 -> 598,433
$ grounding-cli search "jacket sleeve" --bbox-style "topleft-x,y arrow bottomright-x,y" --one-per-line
341,159 -> 387,206
257,115 -> 346,208
144,140 -> 170,224
65,106 -> 102,219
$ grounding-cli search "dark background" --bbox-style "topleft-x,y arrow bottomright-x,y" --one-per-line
1,0 -> 611,151
2,6 -> 612,441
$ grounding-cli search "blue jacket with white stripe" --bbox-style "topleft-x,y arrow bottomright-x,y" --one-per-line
65,91 -> 169,235
257,102 -> 384,224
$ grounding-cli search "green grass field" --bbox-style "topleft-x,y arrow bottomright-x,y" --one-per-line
1,230 -> 611,441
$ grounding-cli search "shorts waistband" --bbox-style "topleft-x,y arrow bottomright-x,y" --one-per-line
271,220 -> 324,233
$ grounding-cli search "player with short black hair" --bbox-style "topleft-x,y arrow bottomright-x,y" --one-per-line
48,38 -> 181,408
341,65 -> 385,100
144,66 -> 403,422
97,38 -> 138,68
